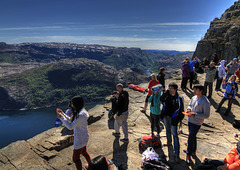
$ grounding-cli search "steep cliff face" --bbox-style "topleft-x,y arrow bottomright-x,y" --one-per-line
0,58 -> 147,110
0,42 -> 154,70
194,1 -> 240,61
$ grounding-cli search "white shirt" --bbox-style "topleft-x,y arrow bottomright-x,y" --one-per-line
60,108 -> 89,149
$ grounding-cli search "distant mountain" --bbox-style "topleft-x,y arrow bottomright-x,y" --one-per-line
0,42 -> 154,70
145,50 -> 192,60
194,1 -> 240,61
0,58 -> 147,110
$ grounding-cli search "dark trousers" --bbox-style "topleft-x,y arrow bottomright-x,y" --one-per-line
215,77 -> 223,90
189,72 -> 194,88
181,77 -> 189,89
217,97 -> 233,114
187,122 -> 201,155
204,81 -> 213,97
150,113 -> 160,135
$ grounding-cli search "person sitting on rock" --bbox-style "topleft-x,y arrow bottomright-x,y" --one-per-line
196,141 -> 240,170
216,75 -> 238,116
160,82 -> 184,163
203,61 -> 217,99
87,155 -> 117,170
128,82 -> 147,93
141,74 -> 159,113
184,84 -> 210,164
57,96 -> 91,170
148,84 -> 162,138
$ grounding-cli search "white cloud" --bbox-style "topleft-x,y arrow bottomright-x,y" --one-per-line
0,26 -> 63,31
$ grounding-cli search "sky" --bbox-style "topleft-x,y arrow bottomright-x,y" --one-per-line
0,0 -> 237,51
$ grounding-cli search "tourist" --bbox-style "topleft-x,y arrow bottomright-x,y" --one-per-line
186,57 -> 199,89
109,91 -> 119,120
215,60 -> 226,91
235,69 -> 240,83
185,84 -> 210,163
57,96 -> 91,170
160,82 -> 184,163
141,74 -> 159,113
226,58 -> 239,80
216,75 -> 238,116
157,67 -> 166,91
112,83 -> 129,143
87,155 -> 117,170
212,53 -> 219,65
203,61 -> 217,99
128,82 -> 147,93
181,60 -> 190,91
148,84 -> 162,138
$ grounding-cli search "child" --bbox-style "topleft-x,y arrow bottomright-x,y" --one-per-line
148,84 -> 162,138
57,96 -> 91,170
216,75 -> 238,115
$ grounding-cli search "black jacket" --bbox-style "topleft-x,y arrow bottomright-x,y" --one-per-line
117,90 -> 129,116
157,72 -> 165,88
160,90 -> 184,126
110,96 -> 118,114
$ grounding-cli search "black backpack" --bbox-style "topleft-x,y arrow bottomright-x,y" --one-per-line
142,159 -> 172,170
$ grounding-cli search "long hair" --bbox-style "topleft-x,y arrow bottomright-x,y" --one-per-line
69,96 -> 85,122
88,155 -> 108,170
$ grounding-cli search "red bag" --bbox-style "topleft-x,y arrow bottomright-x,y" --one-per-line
139,135 -> 160,150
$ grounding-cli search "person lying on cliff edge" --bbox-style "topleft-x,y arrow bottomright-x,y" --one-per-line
160,82 -> 184,163
57,96 -> 91,170
148,84 -> 162,139
184,84 -> 210,164
127,82 -> 147,93
141,73 -> 159,113
216,75 -> 238,116
112,83 -> 129,143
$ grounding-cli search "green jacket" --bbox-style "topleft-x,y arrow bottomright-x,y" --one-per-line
148,92 -> 162,115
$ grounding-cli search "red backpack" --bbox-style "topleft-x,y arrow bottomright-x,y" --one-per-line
139,135 -> 160,150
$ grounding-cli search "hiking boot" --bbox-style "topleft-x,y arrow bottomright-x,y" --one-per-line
140,110 -> 146,113
120,138 -> 129,143
112,132 -> 120,137
186,154 -> 190,164
175,156 -> 181,164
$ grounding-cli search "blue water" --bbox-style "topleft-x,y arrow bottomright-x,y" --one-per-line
144,69 -> 151,75
0,102 -> 101,149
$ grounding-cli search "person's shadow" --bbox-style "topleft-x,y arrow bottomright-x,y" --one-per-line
217,109 -> 235,124
112,137 -> 128,170
183,88 -> 194,99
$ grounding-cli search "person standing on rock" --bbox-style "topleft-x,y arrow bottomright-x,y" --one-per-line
184,84 -> 210,164
186,57 -> 199,89
57,96 -> 91,170
160,82 -> 184,163
203,61 -> 217,99
112,83 -> 129,143
215,60 -> 226,91
148,84 -> 162,138
141,74 -> 159,113
226,58 -> 239,80
157,67 -> 166,91
216,75 -> 238,116
181,60 -> 190,91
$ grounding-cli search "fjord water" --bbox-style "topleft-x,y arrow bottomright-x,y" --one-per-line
0,102 -> 102,149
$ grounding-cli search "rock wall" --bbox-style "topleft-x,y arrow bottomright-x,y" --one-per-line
193,1 -> 240,62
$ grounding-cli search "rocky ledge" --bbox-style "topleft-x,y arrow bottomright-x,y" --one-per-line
1,72 -> 239,170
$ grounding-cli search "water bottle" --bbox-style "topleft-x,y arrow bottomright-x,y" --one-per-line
55,118 -> 61,127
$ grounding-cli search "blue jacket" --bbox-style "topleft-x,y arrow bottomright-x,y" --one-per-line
222,81 -> 238,99
148,92 -> 161,115
187,60 -> 198,72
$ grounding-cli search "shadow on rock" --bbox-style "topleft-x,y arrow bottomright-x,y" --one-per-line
183,88 -> 194,99
61,127 -> 73,136
217,109 -> 235,124
88,114 -> 104,125
113,137 -> 128,170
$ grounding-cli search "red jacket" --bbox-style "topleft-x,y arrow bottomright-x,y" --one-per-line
147,80 -> 159,96
224,147 -> 240,170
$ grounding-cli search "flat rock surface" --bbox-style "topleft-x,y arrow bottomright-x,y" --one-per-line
0,71 -> 239,169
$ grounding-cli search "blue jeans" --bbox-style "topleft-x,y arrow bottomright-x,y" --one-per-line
163,116 -> 180,156
187,122 -> 201,155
